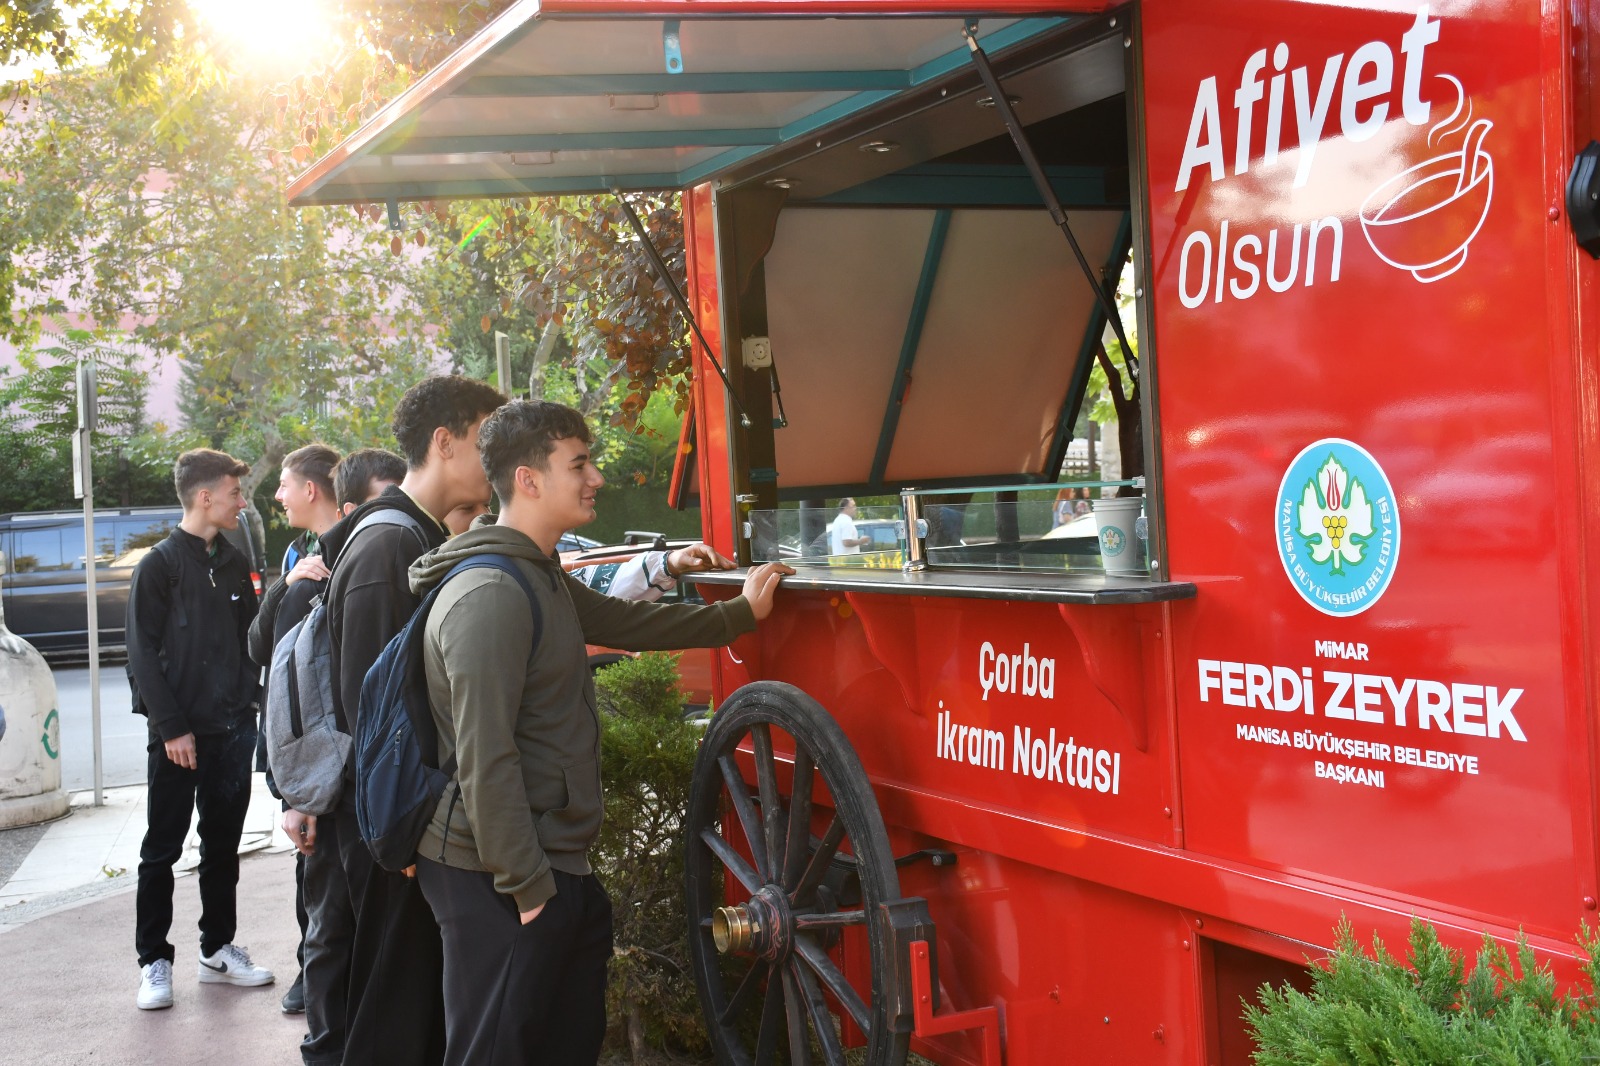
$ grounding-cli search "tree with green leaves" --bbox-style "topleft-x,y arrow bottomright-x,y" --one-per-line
0,330 -> 174,511
2,61 -> 438,542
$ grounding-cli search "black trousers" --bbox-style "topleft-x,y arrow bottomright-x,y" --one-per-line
338,802 -> 446,1066
417,860 -> 613,1066
300,805 -> 357,1066
135,721 -> 257,967
295,850 -> 308,970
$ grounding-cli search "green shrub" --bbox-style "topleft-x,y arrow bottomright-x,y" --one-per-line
592,652 -> 709,1064
1246,917 -> 1600,1064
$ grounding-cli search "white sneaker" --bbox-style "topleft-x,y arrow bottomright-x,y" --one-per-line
137,959 -> 174,1010
197,944 -> 275,987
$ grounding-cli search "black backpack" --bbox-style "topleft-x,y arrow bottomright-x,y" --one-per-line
353,554 -> 539,871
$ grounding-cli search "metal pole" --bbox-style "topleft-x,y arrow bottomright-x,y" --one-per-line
75,358 -> 103,807
495,331 -> 512,398
81,430 -> 103,807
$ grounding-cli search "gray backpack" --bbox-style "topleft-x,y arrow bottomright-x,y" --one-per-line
263,509 -> 425,815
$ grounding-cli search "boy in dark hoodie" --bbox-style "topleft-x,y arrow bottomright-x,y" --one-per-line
311,375 -> 506,1066
411,400 -> 790,1066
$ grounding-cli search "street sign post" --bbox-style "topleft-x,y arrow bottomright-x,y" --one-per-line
75,359 -> 102,808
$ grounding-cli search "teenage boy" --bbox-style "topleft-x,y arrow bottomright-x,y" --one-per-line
333,447 -> 407,518
246,443 -> 342,1016
411,400 -> 791,1066
279,442 -> 429,1066
128,449 -> 273,1011
319,374 -> 507,1066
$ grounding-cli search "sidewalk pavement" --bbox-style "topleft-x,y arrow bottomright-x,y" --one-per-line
0,777 -> 307,1064
0,773 -> 293,918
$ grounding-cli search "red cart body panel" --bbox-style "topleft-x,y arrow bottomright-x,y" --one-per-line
286,0 -> 1600,1060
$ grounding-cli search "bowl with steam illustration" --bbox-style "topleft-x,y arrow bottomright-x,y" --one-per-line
1359,119 -> 1493,283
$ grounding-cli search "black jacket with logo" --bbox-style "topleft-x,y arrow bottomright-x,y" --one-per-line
126,527 -> 260,741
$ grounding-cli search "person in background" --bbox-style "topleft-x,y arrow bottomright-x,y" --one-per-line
128,449 -> 272,1011
565,541 -> 732,603
264,447 -> 413,1066
828,497 -> 870,555
444,497 -> 492,537
1053,487 -> 1075,528
410,400 -> 792,1066
323,375 -> 508,1066
332,448 -> 407,519
247,443 -> 341,1018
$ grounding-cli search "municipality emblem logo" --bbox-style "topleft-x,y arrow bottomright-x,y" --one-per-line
1276,439 -> 1400,617
1099,526 -> 1126,558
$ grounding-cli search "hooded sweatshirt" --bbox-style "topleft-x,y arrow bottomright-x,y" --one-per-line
409,524 -> 755,912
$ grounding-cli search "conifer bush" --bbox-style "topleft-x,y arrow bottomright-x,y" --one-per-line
1246,917 -> 1600,1064
592,652 -> 710,1064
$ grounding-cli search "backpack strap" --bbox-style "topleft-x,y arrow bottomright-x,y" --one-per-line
349,508 -> 429,557
431,554 -> 542,780
151,537 -> 187,629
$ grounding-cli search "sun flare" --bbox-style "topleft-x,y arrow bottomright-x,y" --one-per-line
189,0 -> 337,68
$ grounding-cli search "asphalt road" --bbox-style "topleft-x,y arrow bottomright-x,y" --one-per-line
50,660 -> 150,792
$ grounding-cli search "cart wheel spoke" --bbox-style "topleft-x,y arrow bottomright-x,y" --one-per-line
782,747 -> 815,889
792,958 -> 849,1066
791,816 -> 845,905
720,957 -> 770,1028
750,724 -> 786,881
794,910 -> 868,930
754,965 -> 785,1066
719,753 -> 771,879
699,827 -> 762,894
782,963 -> 813,1066
796,937 -> 872,1035
687,683 -> 909,1066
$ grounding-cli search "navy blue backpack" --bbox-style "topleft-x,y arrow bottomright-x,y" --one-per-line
354,554 -> 539,872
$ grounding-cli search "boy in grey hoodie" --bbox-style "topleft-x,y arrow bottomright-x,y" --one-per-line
410,401 -> 789,1066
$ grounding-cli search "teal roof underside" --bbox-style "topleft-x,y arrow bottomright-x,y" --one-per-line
287,12 -> 1080,205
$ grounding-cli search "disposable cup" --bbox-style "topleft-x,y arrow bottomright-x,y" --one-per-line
1091,497 -> 1144,573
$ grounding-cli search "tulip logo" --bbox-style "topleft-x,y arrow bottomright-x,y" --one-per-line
1277,440 -> 1401,617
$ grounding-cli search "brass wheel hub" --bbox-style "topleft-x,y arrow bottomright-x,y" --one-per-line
710,885 -> 793,961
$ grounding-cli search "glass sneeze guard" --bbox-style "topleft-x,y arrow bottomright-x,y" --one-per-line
750,481 -> 1149,577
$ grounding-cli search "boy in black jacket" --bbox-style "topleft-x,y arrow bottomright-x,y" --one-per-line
320,375 -> 505,1066
128,449 -> 273,1011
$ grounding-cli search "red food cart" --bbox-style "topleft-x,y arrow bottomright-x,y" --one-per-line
290,1 -> 1600,1061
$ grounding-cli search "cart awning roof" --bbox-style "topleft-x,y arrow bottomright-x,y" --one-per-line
286,0 -> 1112,206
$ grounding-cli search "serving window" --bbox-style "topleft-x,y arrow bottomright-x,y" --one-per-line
712,16 -> 1161,581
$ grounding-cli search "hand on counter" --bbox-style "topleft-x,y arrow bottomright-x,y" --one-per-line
742,562 -> 795,620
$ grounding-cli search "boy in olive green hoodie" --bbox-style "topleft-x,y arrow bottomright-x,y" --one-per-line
409,400 -> 790,1066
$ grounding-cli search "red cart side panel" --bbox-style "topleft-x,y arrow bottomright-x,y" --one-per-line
1144,0 -> 1591,937
685,184 -> 734,560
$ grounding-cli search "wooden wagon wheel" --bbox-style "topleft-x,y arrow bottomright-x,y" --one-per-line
686,681 -> 912,1066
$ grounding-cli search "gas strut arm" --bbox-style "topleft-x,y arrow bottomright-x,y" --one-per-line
961,22 -> 1138,372
613,191 -> 753,429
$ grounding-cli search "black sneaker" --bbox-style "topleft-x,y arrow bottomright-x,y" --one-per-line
281,971 -> 306,1015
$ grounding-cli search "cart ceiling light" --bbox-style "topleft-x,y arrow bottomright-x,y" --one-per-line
285,0 -> 1105,207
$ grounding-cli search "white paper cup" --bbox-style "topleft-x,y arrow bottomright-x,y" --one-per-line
1091,497 -> 1144,573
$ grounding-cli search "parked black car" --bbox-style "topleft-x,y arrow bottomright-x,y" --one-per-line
0,507 -> 265,658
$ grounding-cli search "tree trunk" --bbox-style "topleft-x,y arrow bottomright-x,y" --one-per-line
627,1000 -> 646,1064
528,316 -> 561,400
238,436 -> 285,570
